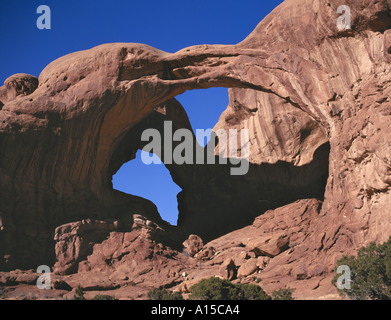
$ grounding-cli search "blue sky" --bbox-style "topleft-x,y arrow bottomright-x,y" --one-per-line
0,0 -> 283,225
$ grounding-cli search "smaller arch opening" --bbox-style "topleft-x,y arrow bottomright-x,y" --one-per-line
112,149 -> 182,226
111,87 -> 229,226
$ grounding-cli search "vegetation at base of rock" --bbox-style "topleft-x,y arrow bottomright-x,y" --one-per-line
333,237 -> 391,300
92,295 -> 118,300
147,288 -> 184,300
73,286 -> 118,300
73,286 -> 86,300
187,277 -> 293,300
236,283 -> 272,300
271,288 -> 295,300
189,278 -> 245,300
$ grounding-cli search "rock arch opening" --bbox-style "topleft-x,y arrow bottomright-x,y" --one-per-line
0,50 -> 333,270
111,88 -> 229,226
171,87 -> 331,241
112,149 -> 182,226
108,85 -> 331,241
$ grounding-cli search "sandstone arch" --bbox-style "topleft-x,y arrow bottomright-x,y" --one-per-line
0,0 -> 391,280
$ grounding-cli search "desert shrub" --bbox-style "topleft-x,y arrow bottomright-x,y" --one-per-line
73,286 -> 118,300
237,283 -> 271,300
189,277 -> 272,300
73,285 -> 86,300
92,294 -> 118,300
189,277 -> 241,300
333,237 -> 391,300
147,288 -> 183,300
271,288 -> 295,300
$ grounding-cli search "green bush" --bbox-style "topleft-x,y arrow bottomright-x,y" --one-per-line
237,283 -> 272,300
92,295 -> 118,300
189,277 -> 273,300
333,236 -> 391,300
147,288 -> 184,300
271,288 -> 294,300
189,277 -> 242,300
73,286 -> 118,300
73,286 -> 86,300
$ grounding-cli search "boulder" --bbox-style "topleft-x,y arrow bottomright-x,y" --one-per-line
182,234 -> 204,257
220,259 -> 237,281
237,259 -> 258,278
0,73 -> 38,104
248,233 -> 290,258
53,219 -> 120,275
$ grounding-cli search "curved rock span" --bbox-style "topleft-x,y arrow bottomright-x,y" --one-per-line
1,0 -> 391,299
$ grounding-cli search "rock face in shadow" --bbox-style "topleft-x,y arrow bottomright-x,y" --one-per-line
1,0 -> 391,299
175,142 -> 330,241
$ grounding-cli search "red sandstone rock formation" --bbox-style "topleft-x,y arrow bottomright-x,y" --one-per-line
1,0 -> 391,299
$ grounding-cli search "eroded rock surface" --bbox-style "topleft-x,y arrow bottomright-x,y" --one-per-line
1,0 -> 391,299
0,201 -> 338,300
